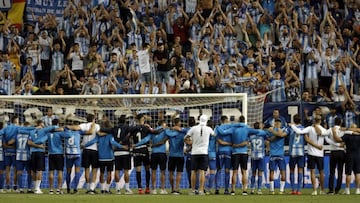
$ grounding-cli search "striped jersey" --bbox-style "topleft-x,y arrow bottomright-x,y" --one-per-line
249,130 -> 268,159
325,113 -> 342,128
344,110 -> 356,128
269,79 -> 286,102
288,125 -> 305,156
15,129 -> 32,161
65,130 -> 82,156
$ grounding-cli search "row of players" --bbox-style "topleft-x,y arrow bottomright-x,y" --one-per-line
0,113 -> 360,195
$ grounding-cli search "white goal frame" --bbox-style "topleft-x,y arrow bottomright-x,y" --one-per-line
0,93 -> 248,124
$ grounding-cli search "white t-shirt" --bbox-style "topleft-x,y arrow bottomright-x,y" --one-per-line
80,122 -> 100,151
69,52 -> 84,71
197,58 -> 210,75
186,124 -> 214,155
137,49 -> 151,74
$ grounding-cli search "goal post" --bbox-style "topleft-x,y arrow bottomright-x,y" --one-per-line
0,93 -> 249,126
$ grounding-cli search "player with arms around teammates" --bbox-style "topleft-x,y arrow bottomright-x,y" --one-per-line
6,122 -> 35,193
214,116 -> 233,195
267,119 -> 288,195
33,119 -> 69,194
64,121 -> 87,194
133,120 -> 168,195
248,122 -> 269,195
165,118 -> 189,195
129,113 -> 163,194
99,115 -> 133,194
28,120 -> 63,194
288,114 -> 306,195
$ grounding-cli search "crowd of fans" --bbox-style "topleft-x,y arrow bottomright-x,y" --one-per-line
0,0 -> 360,105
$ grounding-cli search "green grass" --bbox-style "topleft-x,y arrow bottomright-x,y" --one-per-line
0,189 -> 360,203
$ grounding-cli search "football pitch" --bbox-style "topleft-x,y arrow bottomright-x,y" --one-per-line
0,189 -> 360,203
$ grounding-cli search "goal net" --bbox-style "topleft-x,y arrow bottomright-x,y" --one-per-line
0,93 -> 249,127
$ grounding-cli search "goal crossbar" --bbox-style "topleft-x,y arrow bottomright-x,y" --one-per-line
0,93 -> 248,122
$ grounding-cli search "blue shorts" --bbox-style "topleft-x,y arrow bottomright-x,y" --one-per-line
0,161 -> 4,170
16,160 -> 31,171
289,156 -> 305,169
156,70 -> 171,84
4,154 -> 16,167
251,158 -> 265,172
216,151 -> 232,170
208,157 -> 216,170
66,156 -> 81,168
269,156 -> 286,171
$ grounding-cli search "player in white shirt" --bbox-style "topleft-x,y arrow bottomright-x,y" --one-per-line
185,115 -> 214,195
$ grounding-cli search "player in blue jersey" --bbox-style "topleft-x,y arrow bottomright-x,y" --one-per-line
0,122 -> 5,193
64,121 -> 83,194
100,115 -> 133,194
165,118 -> 188,194
134,120 -> 167,195
267,119 -> 288,194
248,122 -> 269,195
34,119 -> 69,194
28,120 -> 61,194
207,120 -> 217,195
288,114 -> 305,195
214,116 -> 232,194
217,116 -> 258,195
229,116 -> 250,196
214,116 -> 247,195
7,122 -> 35,193
84,120 -> 127,194
3,116 -> 21,191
